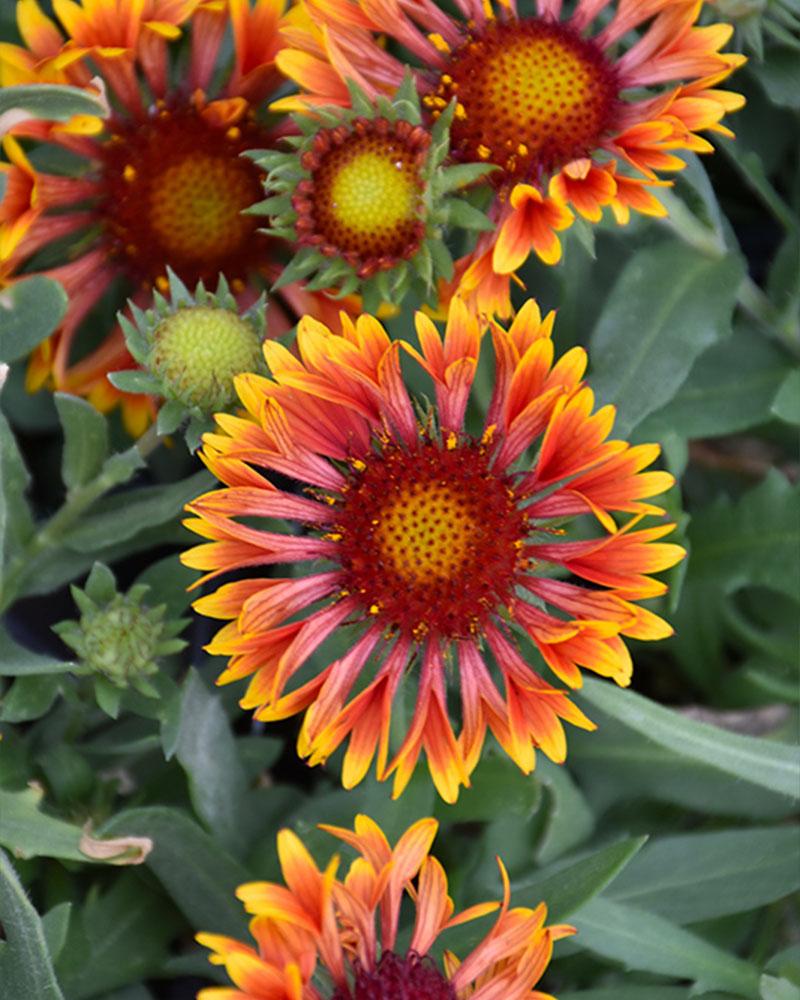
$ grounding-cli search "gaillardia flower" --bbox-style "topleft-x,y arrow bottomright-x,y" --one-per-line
274,0 -> 744,308
0,0 -> 335,432
249,78 -> 493,311
182,296 -> 684,802
198,814 -> 573,1000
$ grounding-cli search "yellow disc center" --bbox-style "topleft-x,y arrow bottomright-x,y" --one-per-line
374,480 -> 476,584
150,154 -> 256,261
329,150 -> 416,236
308,129 -> 425,264
436,18 -> 618,179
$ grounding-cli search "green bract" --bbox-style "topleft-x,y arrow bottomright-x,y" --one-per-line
246,77 -> 494,312
109,270 -> 267,450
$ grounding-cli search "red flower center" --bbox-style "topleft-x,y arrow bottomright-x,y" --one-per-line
330,951 -> 456,1000
335,437 -> 527,639
293,119 -> 430,276
430,18 -> 618,182
99,106 -> 270,288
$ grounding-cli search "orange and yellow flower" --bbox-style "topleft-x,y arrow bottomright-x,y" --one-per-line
0,0 -> 338,433
274,0 -> 744,313
198,814 -> 573,1000
182,295 -> 684,802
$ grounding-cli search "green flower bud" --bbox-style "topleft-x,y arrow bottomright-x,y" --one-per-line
150,306 -> 263,412
110,270 -> 267,450
54,563 -> 187,705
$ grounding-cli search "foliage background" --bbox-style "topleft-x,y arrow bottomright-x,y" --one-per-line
0,2 -> 799,999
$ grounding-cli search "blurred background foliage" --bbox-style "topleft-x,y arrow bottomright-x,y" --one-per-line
0,1 -> 799,998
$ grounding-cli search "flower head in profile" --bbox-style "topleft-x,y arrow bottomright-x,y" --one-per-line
182,295 -> 684,802
249,77 -> 493,312
0,0 -> 338,433
275,0 -> 744,313
198,814 -> 573,1000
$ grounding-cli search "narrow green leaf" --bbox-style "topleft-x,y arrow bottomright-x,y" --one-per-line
568,715 -> 796,819
0,276 -> 68,362
578,677 -> 800,801
607,826 -> 800,923
173,669 -> 250,855
41,902 -> 72,964
771,369 -> 800,424
511,836 -> 647,922
0,409 -> 34,587
589,242 -> 744,436
107,370 -> 162,395
561,990 -> 691,1000
534,758 -> 595,864
443,197 -> 494,231
0,82 -> 107,129
573,897 -> 761,997
0,626 -> 75,676
54,393 -> 110,491
0,847 -> 66,1000
761,976 -> 800,1000
61,470 -> 213,551
99,807 -> 251,937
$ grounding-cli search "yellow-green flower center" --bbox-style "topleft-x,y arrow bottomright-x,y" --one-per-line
150,306 -> 263,412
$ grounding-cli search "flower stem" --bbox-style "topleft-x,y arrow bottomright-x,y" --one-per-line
0,426 -> 163,614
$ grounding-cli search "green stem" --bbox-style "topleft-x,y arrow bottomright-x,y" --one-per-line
0,426 -> 162,614
658,190 -> 800,359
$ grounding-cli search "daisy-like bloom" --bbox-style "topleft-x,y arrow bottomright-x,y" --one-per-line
250,78 -> 492,311
182,296 -> 684,802
274,0 -> 744,310
198,814 -> 573,1000
0,0 -> 337,433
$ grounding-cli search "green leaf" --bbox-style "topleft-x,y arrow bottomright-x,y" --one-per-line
0,786 -> 150,864
0,848 -> 66,1000
41,902 -> 72,965
533,758 -> 595,864
0,82 -> 107,129
636,324 -> 792,440
771,369 -> 800,424
607,826 -> 800,923
568,715 -> 796,819
751,47 -> 800,110
761,977 -> 800,1000
589,242 -> 744,437
0,626 -> 75,676
573,897 -> 761,997
54,393 -> 110,492
106,370 -> 162,395
561,990 -> 691,1000
0,673 -> 61,722
686,471 -> 800,601
173,669 -> 250,855
0,276 -> 68,363
443,197 -> 495,231
56,873 -> 182,1000
99,807 -> 251,937
0,786 -> 96,861
434,754 -> 541,823
578,677 -> 800,801
511,836 -> 647,922
61,470 -> 213,551
0,409 -> 34,589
